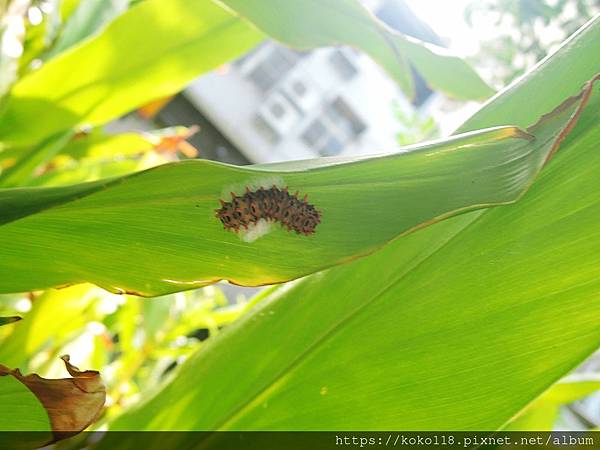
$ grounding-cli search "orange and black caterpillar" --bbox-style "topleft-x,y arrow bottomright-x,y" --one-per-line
215,186 -> 321,235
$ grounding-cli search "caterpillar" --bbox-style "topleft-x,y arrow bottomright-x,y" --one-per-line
215,186 -> 321,235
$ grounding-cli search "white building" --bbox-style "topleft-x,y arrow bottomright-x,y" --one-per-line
183,41 -> 413,163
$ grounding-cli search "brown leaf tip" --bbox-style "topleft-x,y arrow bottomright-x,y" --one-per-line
60,355 -> 100,379
1,356 -> 106,443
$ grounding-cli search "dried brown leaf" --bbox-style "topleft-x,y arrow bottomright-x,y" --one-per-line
0,355 -> 105,442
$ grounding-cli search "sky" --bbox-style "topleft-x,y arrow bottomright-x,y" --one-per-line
403,0 -> 496,56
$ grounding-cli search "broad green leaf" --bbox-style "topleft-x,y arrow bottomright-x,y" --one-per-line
0,376 -> 51,433
60,0 -> 82,21
220,0 -> 494,100
0,106 -> 579,296
45,0 -> 131,59
0,0 -> 262,147
104,19 -> 600,432
108,80 -> 600,432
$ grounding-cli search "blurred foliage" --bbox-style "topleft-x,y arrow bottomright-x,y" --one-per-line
0,285 -> 253,424
0,0 -> 29,96
392,100 -> 439,146
465,0 -> 600,86
505,374 -> 600,430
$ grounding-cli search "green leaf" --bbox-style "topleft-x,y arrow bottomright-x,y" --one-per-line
57,126 -> 196,161
0,0 -> 263,147
0,285 -> 99,368
220,0 -> 494,100
104,20 -> 600,431
27,158 -> 144,188
13,126 -> 196,187
542,375 -> 600,404
0,104 -> 581,296
457,14 -> 600,132
0,131 -> 75,188
109,82 -> 600,431
506,374 -> 600,431
45,0 -> 131,59
0,376 -> 51,433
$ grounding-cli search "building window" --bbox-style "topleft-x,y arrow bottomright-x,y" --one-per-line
246,45 -> 301,93
282,77 -> 316,113
301,98 -> 366,156
270,102 -> 286,119
321,136 -> 343,156
301,120 -> 328,147
292,80 -> 307,97
253,115 -> 279,144
247,65 -> 275,92
329,50 -> 358,81
326,98 -> 366,136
